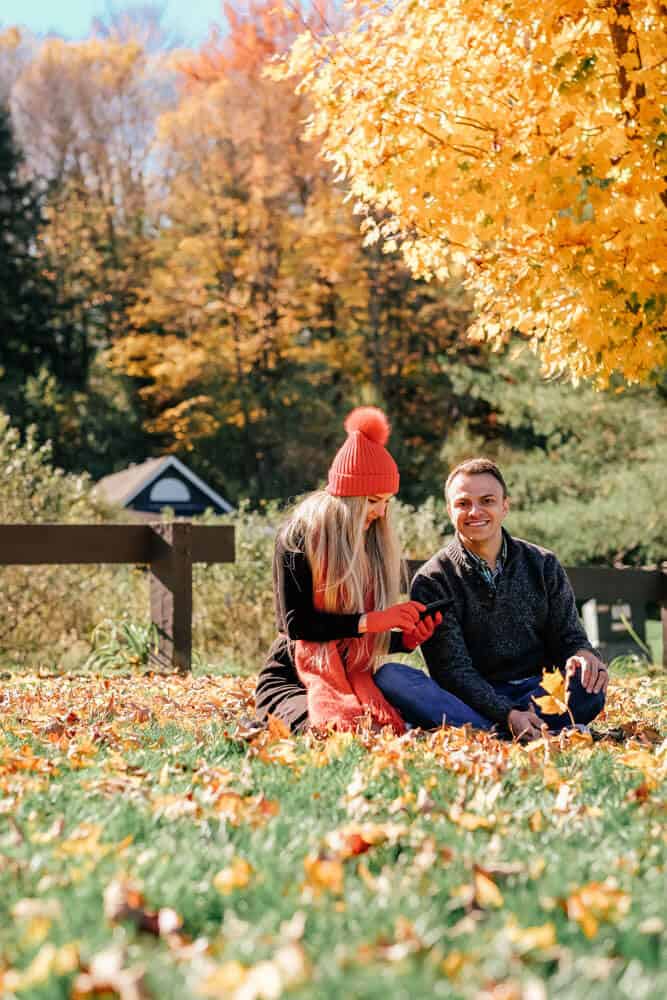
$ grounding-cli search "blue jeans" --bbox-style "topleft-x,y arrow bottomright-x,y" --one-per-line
374,662 -> 606,733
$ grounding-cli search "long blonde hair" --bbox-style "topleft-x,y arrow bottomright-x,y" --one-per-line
282,490 -> 404,667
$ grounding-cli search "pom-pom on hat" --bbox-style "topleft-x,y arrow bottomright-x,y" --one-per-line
327,406 -> 399,497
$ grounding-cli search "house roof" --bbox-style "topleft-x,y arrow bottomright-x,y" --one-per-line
95,456 -> 233,513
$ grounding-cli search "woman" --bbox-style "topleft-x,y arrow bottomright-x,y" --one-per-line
255,407 -> 441,734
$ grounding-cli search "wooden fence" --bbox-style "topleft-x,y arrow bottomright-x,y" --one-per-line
0,522 -> 234,672
0,524 -> 664,668
406,560 -> 667,666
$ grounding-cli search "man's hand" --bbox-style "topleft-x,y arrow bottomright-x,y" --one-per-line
508,707 -> 544,742
565,650 -> 608,695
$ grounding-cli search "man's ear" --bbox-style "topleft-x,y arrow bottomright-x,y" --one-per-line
502,495 -> 510,518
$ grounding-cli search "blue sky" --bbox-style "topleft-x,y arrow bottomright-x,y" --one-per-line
6,1 -> 227,46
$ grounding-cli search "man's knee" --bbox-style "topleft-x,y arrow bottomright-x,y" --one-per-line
568,671 -> 606,723
375,661 -> 417,697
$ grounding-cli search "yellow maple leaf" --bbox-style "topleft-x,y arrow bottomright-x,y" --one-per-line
533,669 -> 570,716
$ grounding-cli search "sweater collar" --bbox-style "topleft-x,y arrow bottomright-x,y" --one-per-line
450,528 -> 514,570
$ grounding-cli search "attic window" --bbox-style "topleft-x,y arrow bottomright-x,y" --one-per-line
150,477 -> 191,503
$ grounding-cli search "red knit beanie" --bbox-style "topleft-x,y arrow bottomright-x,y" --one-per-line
327,407 -> 399,497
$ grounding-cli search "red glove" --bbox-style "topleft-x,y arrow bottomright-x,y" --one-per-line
364,601 -> 425,634
402,612 -> 443,651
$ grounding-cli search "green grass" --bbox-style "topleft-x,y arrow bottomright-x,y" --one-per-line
0,669 -> 665,998
645,619 -> 663,668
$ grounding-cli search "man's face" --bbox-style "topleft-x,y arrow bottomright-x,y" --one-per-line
446,472 -> 509,546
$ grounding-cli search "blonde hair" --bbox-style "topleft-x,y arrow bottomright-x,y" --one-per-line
282,490 -> 404,668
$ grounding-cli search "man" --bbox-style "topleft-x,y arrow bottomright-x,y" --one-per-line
375,458 -> 608,740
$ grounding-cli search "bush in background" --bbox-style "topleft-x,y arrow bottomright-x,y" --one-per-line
0,417 -> 144,667
440,351 -> 667,567
1,395 -> 664,673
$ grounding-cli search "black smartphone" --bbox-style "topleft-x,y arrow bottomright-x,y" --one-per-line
419,598 -> 447,620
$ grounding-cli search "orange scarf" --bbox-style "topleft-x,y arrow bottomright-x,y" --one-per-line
294,580 -> 405,734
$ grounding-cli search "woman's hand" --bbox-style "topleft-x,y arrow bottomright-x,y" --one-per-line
402,612 -> 443,651
363,601 -> 425,634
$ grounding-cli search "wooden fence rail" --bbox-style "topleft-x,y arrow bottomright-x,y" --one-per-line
406,560 -> 667,666
0,523 -> 234,672
1,525 -> 664,668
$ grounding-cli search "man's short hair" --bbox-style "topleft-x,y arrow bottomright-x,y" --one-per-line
445,458 -> 508,502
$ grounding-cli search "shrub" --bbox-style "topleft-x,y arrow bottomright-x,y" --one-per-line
192,502 -> 281,673
0,417 -> 143,667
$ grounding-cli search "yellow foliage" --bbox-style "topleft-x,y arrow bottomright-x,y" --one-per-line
108,13 -> 465,453
276,0 -> 667,384
0,26 -> 21,49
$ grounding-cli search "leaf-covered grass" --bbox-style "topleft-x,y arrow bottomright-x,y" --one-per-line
0,668 -> 665,999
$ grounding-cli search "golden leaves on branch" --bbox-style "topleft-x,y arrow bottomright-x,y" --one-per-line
277,0 -> 667,384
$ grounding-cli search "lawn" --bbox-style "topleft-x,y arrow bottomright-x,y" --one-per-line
0,665 -> 665,999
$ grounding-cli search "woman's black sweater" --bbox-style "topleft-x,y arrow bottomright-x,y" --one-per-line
255,533 -> 405,732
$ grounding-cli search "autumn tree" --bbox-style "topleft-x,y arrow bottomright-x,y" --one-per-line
12,35 -> 173,357
1,32 -> 171,473
91,3 -> 184,52
111,2 -> 369,498
0,26 -> 33,103
278,0 -> 667,385
110,2 -> 482,501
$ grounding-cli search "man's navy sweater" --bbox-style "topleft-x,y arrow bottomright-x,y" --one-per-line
410,531 -> 594,725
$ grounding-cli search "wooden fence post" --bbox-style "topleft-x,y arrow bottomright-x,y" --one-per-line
149,521 -> 193,672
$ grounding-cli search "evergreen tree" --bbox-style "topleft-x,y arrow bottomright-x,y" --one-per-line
0,104 -> 59,410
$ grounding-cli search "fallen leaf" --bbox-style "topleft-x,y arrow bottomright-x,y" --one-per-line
104,878 -> 183,937
302,854 -> 344,896
213,857 -> 253,895
267,714 -> 291,740
449,805 -> 494,830
507,919 -> 557,952
542,764 -> 563,789
198,943 -> 308,999
473,866 -> 504,909
529,809 -> 543,832
565,880 -> 631,938
441,949 -> 467,978
71,946 -> 149,1000
3,942 -> 79,993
